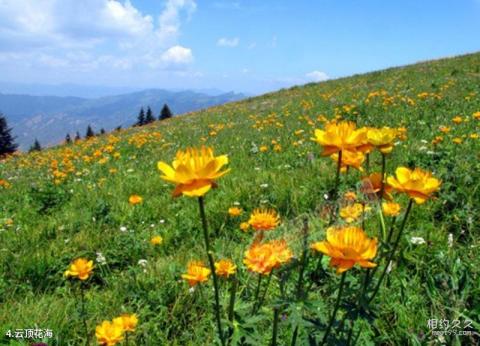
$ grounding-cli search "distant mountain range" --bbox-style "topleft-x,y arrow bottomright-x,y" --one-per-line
0,89 -> 246,150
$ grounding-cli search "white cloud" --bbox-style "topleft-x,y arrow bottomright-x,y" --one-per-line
217,37 -> 239,47
161,45 -> 193,64
0,0 -> 196,81
305,70 -> 329,82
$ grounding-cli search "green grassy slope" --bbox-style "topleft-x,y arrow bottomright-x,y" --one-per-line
0,53 -> 479,345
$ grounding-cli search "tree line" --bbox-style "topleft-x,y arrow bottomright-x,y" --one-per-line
0,103 -> 173,156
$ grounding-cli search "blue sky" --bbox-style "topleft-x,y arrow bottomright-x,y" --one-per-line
0,0 -> 479,94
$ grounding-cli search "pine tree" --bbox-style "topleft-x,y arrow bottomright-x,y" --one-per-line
136,107 -> 146,126
159,104 -> 173,121
100,128 -> 106,135
85,125 -> 95,138
29,139 -> 42,152
0,113 -> 18,157
145,106 -> 155,124
115,125 -> 122,131
65,133 -> 72,144
74,131 -> 81,142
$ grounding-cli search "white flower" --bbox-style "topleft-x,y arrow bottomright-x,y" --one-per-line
233,201 -> 241,206
323,193 -> 329,200
96,252 -> 107,265
159,219 -> 165,224
260,183 -> 269,188
254,167 -> 261,171
448,233 -> 453,247
127,168 -> 134,173
410,236 -> 426,245
420,139 -> 428,144
138,259 -> 148,267
188,287 -> 196,294
120,226 -> 127,232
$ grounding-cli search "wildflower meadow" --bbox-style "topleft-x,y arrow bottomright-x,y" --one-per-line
0,53 -> 479,345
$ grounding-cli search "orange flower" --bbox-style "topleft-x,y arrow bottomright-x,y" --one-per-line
95,320 -> 124,346
157,146 -> 230,197
150,235 -> 163,245
64,258 -> 94,280
344,191 -> 357,201
214,259 -> 237,278
248,209 -> 280,231
311,226 -> 377,274
228,207 -> 243,217
239,222 -> 250,232
452,116 -> 463,124
181,261 -> 211,287
330,150 -> 365,172
387,167 -> 441,204
382,202 -> 401,217
339,203 -> 364,223
113,313 -> 138,332
361,173 -> 393,200
312,121 -> 369,156
129,195 -> 143,205
243,240 -> 293,275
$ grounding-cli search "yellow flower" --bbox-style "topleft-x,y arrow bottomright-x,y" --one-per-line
181,261 -> 211,287
387,167 -> 441,204
248,209 -> 280,231
367,127 -> 398,154
113,314 -> 138,333
470,133 -> 479,139
95,320 -> 124,346
150,235 -> 163,245
64,258 -> 94,281
311,226 -> 377,274
473,111 -> 480,120
339,203 -> 364,223
228,207 -> 243,217
129,195 -> 143,205
157,146 -> 230,197
240,222 -> 250,232
382,202 -> 401,217
452,137 -> 462,144
439,126 -> 450,133
259,145 -> 268,152
243,240 -> 293,275
215,259 -> 237,278
312,121 -> 368,156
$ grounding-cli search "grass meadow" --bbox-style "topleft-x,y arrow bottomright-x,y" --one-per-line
0,52 -> 479,345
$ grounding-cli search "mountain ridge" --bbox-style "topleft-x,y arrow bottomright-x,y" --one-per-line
0,89 -> 246,150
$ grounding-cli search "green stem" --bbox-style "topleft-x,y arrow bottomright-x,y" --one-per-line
386,216 -> 397,245
80,286 -> 89,345
366,153 -> 370,174
368,199 -> 413,304
228,277 -> 237,323
290,218 -> 309,346
255,270 -> 274,314
198,197 -> 225,346
379,153 -> 386,200
329,150 -> 343,224
271,307 -> 280,346
251,274 -> 263,315
125,332 -> 129,346
320,272 -> 347,345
